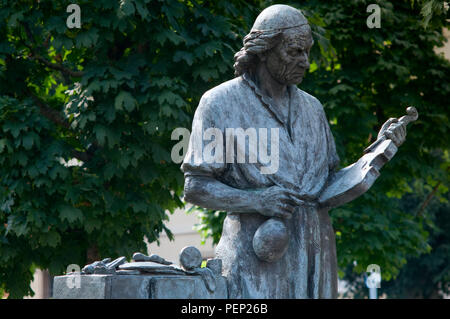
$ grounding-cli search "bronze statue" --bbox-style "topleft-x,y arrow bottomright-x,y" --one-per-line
181,4 -> 416,298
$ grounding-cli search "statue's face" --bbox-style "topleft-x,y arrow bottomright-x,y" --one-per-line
264,27 -> 313,85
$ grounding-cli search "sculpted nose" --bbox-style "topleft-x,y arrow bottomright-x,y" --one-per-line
300,54 -> 310,70
303,58 -> 310,70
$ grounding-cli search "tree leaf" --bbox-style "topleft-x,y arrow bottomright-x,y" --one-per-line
114,91 -> 137,112
58,205 -> 84,223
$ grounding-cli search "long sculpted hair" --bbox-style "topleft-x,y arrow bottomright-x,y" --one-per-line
233,30 -> 283,77
233,24 -> 313,77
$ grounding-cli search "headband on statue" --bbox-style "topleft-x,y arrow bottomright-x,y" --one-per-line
251,22 -> 310,33
250,4 -> 309,33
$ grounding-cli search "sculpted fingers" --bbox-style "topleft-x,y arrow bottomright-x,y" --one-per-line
398,122 -> 407,140
379,117 -> 408,147
276,212 -> 292,219
282,189 -> 308,203
379,118 -> 398,139
394,125 -> 404,144
273,197 -> 295,219
279,194 -> 304,207
384,129 -> 398,145
279,197 -> 296,208
287,194 -> 307,206
386,122 -> 406,146
385,117 -> 398,128
277,204 -> 294,219
260,186 -> 309,220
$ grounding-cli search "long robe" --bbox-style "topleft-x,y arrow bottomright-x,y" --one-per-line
181,73 -> 340,298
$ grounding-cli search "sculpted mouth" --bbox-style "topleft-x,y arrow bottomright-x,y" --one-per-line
293,69 -> 305,76
292,72 -> 304,78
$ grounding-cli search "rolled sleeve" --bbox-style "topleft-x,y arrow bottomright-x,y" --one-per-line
181,94 -> 227,178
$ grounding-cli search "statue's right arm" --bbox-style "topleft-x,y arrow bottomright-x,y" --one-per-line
184,175 -> 304,219
183,175 -> 262,213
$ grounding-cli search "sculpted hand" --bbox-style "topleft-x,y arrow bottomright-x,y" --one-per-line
255,185 -> 307,219
378,117 -> 407,147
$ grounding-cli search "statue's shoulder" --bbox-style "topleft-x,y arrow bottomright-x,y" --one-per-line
201,76 -> 247,103
294,87 -> 322,106
194,77 -> 245,122
293,87 -> 326,114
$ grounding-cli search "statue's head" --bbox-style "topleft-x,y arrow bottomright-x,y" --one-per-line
234,4 -> 313,85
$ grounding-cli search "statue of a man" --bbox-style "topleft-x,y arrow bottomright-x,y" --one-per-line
181,5 -> 409,298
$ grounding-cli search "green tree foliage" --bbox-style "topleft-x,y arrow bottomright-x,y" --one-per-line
411,0 -> 449,28
0,0 -> 448,299
193,0 -> 450,292
341,190 -> 449,298
380,191 -> 450,298
0,0 -> 259,298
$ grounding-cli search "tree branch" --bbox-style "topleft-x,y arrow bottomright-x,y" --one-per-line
21,22 -> 84,77
25,88 -> 94,163
19,23 -> 102,164
27,89 -> 71,130
30,54 -> 84,77
416,167 -> 450,217
416,181 -> 441,217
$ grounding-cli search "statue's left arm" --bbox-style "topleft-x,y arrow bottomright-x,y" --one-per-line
318,107 -> 418,209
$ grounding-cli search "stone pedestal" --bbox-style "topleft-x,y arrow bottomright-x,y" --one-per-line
53,273 -> 228,299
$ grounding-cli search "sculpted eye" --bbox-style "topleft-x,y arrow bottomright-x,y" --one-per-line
287,48 -> 301,56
